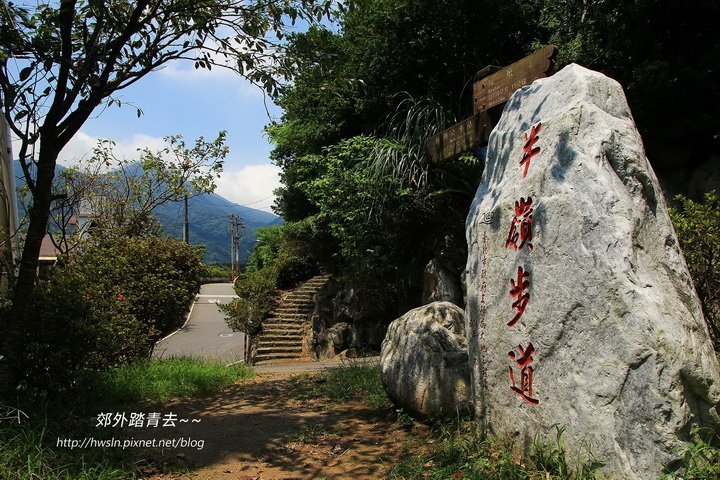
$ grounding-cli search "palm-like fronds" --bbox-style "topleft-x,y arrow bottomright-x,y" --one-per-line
367,93 -> 455,191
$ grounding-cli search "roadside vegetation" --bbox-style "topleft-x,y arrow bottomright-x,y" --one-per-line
201,263 -> 233,279
295,362 -> 389,411
90,357 -> 255,406
10,235 -> 204,393
0,358 -> 253,480
294,364 -> 720,479
669,192 -> 720,350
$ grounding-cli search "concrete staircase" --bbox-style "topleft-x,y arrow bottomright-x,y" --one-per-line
253,275 -> 330,364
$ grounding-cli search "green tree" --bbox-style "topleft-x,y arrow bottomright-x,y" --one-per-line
49,131 -> 228,253
269,0 -> 534,220
89,132 -> 226,236
0,0 -> 331,385
670,193 -> 720,349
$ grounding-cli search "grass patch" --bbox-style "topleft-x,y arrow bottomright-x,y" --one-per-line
390,422 -> 604,480
290,424 -> 327,446
0,358 -> 255,480
0,407 -> 145,480
663,427 -> 720,479
296,362 -> 390,410
90,357 -> 255,405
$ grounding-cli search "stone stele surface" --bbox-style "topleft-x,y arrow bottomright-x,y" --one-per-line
465,63 -> 720,479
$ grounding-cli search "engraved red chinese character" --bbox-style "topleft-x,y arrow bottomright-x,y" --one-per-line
508,343 -> 539,405
519,123 -> 542,177
508,266 -> 530,327
505,196 -> 534,251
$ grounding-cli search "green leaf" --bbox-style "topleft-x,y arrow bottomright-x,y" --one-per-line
19,66 -> 33,81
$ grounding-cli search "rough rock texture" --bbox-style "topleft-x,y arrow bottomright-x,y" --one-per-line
688,156 -> 720,199
465,64 -> 720,479
422,258 -> 463,306
315,322 -> 353,359
310,279 -> 390,356
380,302 -> 471,418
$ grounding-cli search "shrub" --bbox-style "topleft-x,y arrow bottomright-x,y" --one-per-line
17,236 -> 203,392
223,218 -> 322,334
221,267 -> 279,335
201,263 -> 232,278
74,236 -> 204,335
669,192 -> 720,349
19,268 -> 151,392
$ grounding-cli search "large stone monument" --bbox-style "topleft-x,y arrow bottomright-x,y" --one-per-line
465,64 -> 720,478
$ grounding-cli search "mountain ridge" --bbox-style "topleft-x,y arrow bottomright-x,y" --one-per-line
12,160 -> 280,263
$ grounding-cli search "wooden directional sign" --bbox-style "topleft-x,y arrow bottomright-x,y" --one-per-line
427,45 -> 557,163
473,44 -> 557,113
426,114 -> 493,164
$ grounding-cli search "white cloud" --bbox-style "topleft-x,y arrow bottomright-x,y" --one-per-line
56,132 -> 167,166
157,61 -> 266,100
214,164 -> 280,213
157,60 -> 237,81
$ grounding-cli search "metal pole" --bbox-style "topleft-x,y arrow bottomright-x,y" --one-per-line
230,214 -> 237,274
182,194 -> 189,243
0,108 -> 18,292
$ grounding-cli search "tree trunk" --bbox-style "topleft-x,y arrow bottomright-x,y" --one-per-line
1,137 -> 59,390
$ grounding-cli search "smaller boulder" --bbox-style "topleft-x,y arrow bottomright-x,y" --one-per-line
380,302 -> 471,418
315,322 -> 353,359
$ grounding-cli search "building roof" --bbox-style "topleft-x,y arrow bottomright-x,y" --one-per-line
39,234 -> 59,262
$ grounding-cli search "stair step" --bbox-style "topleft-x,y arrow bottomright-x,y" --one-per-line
263,326 -> 304,333
259,333 -> 303,340
264,319 -> 305,326
263,324 -> 303,330
266,314 -> 309,321
276,304 -> 313,309
257,346 -> 303,354
281,299 -> 314,305
266,312 -> 308,318
258,343 -> 303,350
274,309 -> 311,315
254,352 -> 308,363
262,329 -> 303,336
265,317 -> 305,322
264,326 -> 304,332
260,336 -> 303,343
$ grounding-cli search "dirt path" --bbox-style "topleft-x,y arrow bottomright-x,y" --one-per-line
145,370 -> 425,480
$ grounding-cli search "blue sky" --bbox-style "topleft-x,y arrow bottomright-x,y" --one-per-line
59,61 -> 281,211
8,11 -> 338,214
56,61 -> 284,213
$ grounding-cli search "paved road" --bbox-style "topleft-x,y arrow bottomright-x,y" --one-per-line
152,283 -> 246,364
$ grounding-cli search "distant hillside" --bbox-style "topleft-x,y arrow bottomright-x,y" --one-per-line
13,160 -> 281,263
153,194 -> 281,264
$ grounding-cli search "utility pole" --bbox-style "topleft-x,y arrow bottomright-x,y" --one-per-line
229,215 -> 245,275
0,103 -> 19,292
230,214 -> 236,274
182,194 -> 189,243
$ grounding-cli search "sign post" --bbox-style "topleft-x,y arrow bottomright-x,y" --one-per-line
427,45 -> 557,163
